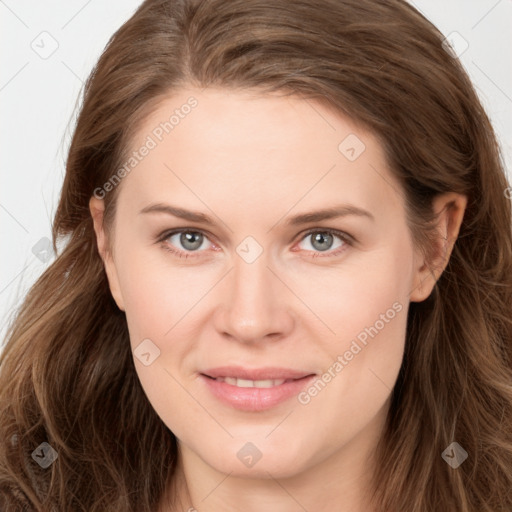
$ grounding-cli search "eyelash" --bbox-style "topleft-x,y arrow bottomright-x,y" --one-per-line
156,228 -> 354,260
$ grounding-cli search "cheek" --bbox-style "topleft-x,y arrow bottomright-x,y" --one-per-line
114,243 -> 209,341
295,236 -> 412,421
293,236 -> 413,348
114,249 -> 204,430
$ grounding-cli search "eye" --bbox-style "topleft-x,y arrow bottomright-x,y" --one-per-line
158,229 -> 215,258
156,228 -> 353,259
295,229 -> 352,258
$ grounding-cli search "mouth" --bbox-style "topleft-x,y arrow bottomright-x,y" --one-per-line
199,366 -> 316,411
203,376 -> 299,388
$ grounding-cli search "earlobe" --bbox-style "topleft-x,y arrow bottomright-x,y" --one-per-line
409,192 -> 467,303
89,196 -> 126,312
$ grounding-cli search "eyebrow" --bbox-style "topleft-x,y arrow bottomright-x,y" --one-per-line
139,202 -> 374,226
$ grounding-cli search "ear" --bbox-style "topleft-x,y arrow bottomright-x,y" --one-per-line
409,192 -> 467,303
89,196 -> 125,311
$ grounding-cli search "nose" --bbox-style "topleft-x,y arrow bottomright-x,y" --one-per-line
213,248 -> 295,344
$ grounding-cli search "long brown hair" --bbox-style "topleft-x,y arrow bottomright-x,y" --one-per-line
1,0 -> 511,510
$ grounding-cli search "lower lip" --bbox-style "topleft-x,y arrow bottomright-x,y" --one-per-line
200,374 -> 315,412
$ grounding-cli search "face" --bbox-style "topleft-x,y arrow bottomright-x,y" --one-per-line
90,87 -> 444,481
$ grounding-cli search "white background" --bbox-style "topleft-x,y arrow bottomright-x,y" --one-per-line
1,0 -> 512,348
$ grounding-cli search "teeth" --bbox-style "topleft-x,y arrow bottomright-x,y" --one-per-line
216,377 -> 287,388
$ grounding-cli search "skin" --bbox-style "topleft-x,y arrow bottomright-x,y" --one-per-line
90,87 -> 467,512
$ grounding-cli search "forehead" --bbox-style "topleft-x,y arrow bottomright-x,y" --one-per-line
116,87 -> 403,223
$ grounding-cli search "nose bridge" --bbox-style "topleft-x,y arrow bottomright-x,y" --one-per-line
217,240 -> 292,342
231,245 -> 274,314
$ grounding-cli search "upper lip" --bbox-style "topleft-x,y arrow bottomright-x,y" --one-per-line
201,366 -> 316,381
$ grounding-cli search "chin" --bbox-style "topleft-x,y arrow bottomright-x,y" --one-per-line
200,441 -> 312,479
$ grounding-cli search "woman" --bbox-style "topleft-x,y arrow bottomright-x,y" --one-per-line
1,0 -> 511,510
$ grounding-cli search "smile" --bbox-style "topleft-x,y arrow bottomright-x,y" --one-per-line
211,377 -> 291,388
199,367 -> 316,411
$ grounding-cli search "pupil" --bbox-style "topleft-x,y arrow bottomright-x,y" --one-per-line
312,232 -> 332,251
313,233 -> 332,251
181,232 -> 202,250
